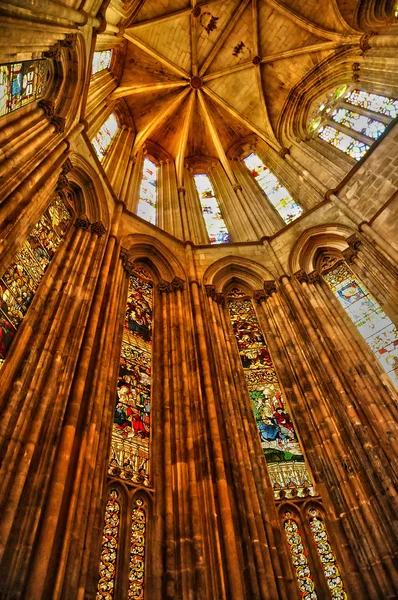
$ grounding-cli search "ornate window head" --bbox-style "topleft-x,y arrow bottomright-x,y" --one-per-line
91,113 -> 119,162
193,172 -> 230,244
137,157 -> 157,225
242,152 -> 303,224
0,60 -> 49,117
92,50 -> 113,76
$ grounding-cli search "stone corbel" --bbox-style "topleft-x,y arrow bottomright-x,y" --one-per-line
90,222 -> 107,237
294,269 -> 309,284
253,289 -> 267,304
44,42 -> 62,61
263,280 -> 277,297
51,116 -> 66,134
60,34 -> 77,50
171,277 -> 185,292
38,100 -> 55,116
62,159 -> 73,175
214,292 -> 225,306
205,284 -> 216,298
158,280 -> 171,294
74,214 -> 91,231
56,173 -> 69,191
308,271 -> 323,284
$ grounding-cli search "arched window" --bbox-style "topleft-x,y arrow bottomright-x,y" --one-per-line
92,50 -> 113,76
96,489 -> 120,600
108,269 -> 153,485
0,59 -> 49,117
227,287 -> 314,499
0,195 -> 71,367
320,258 -> 398,387
129,496 -> 147,598
242,153 -> 303,224
193,173 -> 230,244
137,157 -> 157,225
283,511 -> 317,600
91,113 -> 119,162
309,86 -> 398,161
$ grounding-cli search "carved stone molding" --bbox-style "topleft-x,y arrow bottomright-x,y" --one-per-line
177,187 -> 186,196
74,214 -> 90,231
214,292 -> 225,306
308,271 -> 323,284
56,173 -> 69,191
38,100 -> 55,116
158,280 -> 171,294
253,289 -> 267,303
346,233 -> 362,251
171,277 -> 185,292
263,280 -> 277,297
62,159 -> 73,175
294,269 -> 309,284
278,147 -> 290,159
90,222 -> 106,237
44,42 -> 62,61
252,55 -> 261,66
120,247 -> 129,265
205,284 -> 216,298
352,62 -> 360,72
60,33 -> 77,50
51,116 -> 66,134
352,74 -> 360,83
359,32 -> 375,53
233,184 -> 242,192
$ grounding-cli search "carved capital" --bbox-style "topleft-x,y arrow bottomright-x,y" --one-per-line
60,33 -> 77,50
263,280 -> 277,297
119,247 -> 129,265
252,55 -> 261,66
74,214 -> 90,231
214,292 -> 225,306
352,74 -> 360,83
294,269 -> 309,284
117,25 -> 125,37
177,186 -> 186,196
205,284 -> 216,298
56,173 -> 69,191
346,233 -> 362,251
342,247 -> 358,264
51,116 -> 66,134
278,147 -> 290,159
171,277 -> 185,292
44,42 -> 62,61
38,99 -> 55,116
62,158 -> 73,175
253,289 -> 267,303
324,189 -> 337,202
308,270 -> 323,284
90,221 -> 106,237
157,279 -> 171,294
233,184 -> 242,192
359,32 -> 372,52
352,62 -> 360,72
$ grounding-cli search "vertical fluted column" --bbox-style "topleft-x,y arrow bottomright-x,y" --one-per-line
104,127 -> 134,196
85,71 -> 118,122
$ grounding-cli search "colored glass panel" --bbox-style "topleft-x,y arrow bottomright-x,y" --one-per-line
318,125 -> 369,161
128,497 -> 147,599
137,158 -> 157,225
308,508 -> 347,599
284,512 -> 318,599
92,50 -> 113,75
243,153 -> 303,224
0,196 -> 71,366
308,85 -> 348,132
109,272 -> 152,485
323,262 -> 398,387
92,113 -> 119,161
227,289 -> 314,499
96,490 -> 120,600
345,90 -> 398,119
0,60 -> 48,117
332,108 -> 386,140
193,173 -> 230,244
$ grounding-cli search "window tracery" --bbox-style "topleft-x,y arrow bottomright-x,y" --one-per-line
92,50 -> 113,76
283,511 -> 318,600
0,59 -> 49,117
227,287 -> 314,499
137,157 -> 157,225
321,259 -> 398,387
128,496 -> 147,599
242,153 -> 303,224
91,113 -> 119,162
193,173 -> 230,244
96,489 -> 120,600
108,271 -> 153,485
0,195 -> 71,367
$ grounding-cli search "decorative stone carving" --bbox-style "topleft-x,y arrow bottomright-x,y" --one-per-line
294,269 -> 309,284
253,289 -> 267,303
38,100 -> 55,116
51,116 -> 66,134
60,34 -> 77,50
74,214 -> 90,231
263,280 -> 277,297
56,173 -> 69,191
62,159 -> 73,175
158,279 -> 171,294
233,184 -> 242,192
119,247 -> 129,266
192,5 -> 201,17
278,147 -> 290,159
308,271 -> 323,284
352,74 -> 360,83
252,55 -> 261,66
359,32 -> 372,52
171,277 -> 185,292
346,233 -> 362,251
205,284 -> 216,298
90,222 -> 106,237
214,292 -> 225,306
44,42 -> 62,61
352,62 -> 361,72
177,186 -> 186,196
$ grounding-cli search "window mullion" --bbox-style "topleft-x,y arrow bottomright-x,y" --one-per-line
340,101 -> 391,125
326,118 -> 374,146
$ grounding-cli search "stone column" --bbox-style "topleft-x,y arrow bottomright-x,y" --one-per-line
184,167 -> 209,244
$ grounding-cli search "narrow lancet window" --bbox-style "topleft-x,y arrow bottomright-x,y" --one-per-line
92,50 -> 113,75
243,153 -> 303,224
109,270 -> 152,485
284,511 -> 318,600
0,196 -> 71,367
91,113 -> 119,161
0,60 -> 49,116
96,490 -> 120,600
227,287 -> 314,499
321,260 -> 398,387
129,497 -> 147,599
137,158 -> 157,225
345,90 -> 398,119
193,173 -> 230,244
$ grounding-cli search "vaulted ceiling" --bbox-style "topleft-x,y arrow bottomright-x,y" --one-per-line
113,0 -> 362,180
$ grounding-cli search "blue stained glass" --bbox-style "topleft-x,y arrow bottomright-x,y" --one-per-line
0,60 -> 49,117
194,173 -> 230,244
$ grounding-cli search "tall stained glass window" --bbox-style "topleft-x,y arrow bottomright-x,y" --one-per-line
227,287 -> 314,499
92,50 -> 113,76
97,490 -> 120,600
91,113 -> 119,162
284,511 -> 318,600
309,87 -> 398,161
128,497 -> 147,599
0,196 -> 71,367
193,173 -> 230,244
308,508 -> 347,599
0,60 -> 49,117
243,153 -> 303,224
322,260 -> 398,387
137,158 -> 157,225
108,270 -> 152,485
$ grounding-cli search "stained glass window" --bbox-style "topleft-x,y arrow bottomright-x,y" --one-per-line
345,90 -> 398,119
0,60 -> 49,117
91,113 -> 119,162
0,196 -> 71,367
108,271 -> 152,485
128,497 -> 147,599
322,261 -> 398,387
331,108 -> 386,140
193,173 -> 230,244
92,50 -> 113,76
227,288 -> 314,499
318,126 -> 369,161
97,490 -> 120,600
243,153 -> 303,224
137,158 -> 157,225
308,508 -> 347,599
284,512 -> 318,599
